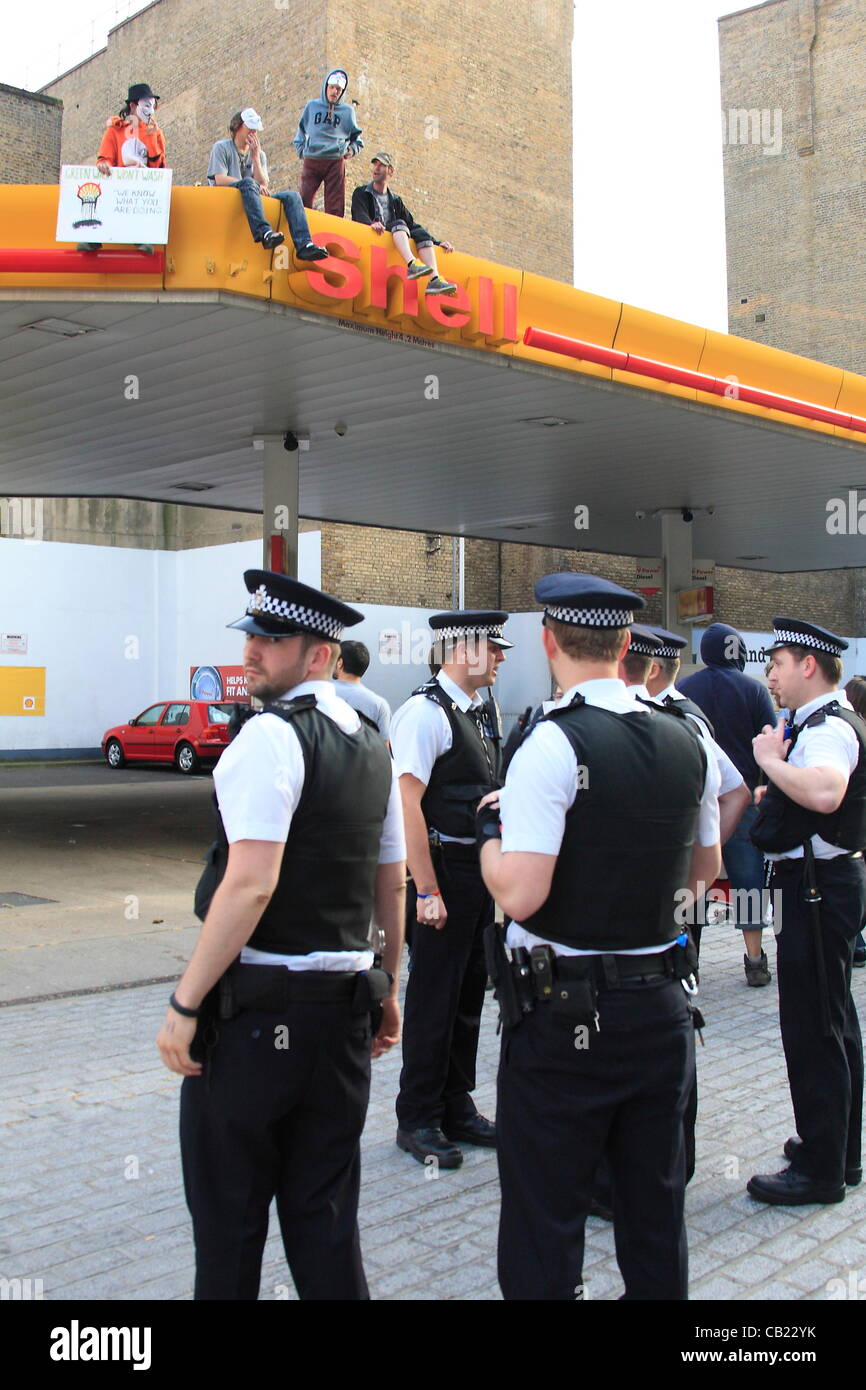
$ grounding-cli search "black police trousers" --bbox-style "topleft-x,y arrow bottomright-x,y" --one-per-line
773,854 -> 865,1185
180,998 -> 372,1300
497,973 -> 694,1300
396,851 -> 492,1130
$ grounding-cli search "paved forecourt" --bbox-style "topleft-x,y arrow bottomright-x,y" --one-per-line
1,924 -> 865,1301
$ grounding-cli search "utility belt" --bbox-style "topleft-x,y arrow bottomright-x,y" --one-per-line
484,921 -> 702,1036
428,829 -> 478,862
771,850 -> 863,876
215,961 -> 391,1019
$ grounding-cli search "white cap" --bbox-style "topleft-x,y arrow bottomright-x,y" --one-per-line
240,107 -> 263,130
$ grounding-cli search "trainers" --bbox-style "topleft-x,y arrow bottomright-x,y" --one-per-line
135,243 -> 154,255
744,950 -> 771,986
76,242 -> 102,252
406,258 -> 434,280
294,242 -> 329,261
261,230 -> 285,250
425,275 -> 458,296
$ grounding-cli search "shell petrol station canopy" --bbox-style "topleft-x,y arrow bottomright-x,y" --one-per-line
1,184 -> 865,572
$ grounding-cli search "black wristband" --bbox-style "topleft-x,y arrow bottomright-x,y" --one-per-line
475,801 -> 502,851
169,992 -> 199,1019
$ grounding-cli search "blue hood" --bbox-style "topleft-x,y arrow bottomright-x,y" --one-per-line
699,623 -> 746,671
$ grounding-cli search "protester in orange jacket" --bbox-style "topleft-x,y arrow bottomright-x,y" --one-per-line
78,83 -> 166,252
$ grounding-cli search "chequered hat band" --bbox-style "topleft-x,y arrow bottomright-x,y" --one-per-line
629,640 -> 658,656
654,645 -> 682,659
248,584 -> 344,638
434,624 -> 505,641
773,628 -> 842,655
545,604 -> 634,628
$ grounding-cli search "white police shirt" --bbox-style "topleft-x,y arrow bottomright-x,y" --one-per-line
501,677 -> 721,957
213,679 -> 405,970
391,669 -> 487,844
768,690 -> 860,862
652,683 -> 744,796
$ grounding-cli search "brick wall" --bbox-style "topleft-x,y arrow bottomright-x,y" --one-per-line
0,83 -> 63,183
43,0 -> 573,283
720,0 -> 866,374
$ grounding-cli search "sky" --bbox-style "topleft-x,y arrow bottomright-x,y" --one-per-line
4,0 -> 743,331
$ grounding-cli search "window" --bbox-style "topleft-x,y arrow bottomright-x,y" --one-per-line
136,704 -> 167,726
163,704 -> 191,726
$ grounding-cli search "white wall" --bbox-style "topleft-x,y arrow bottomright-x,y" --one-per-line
8,533 -> 863,757
0,533 -> 321,753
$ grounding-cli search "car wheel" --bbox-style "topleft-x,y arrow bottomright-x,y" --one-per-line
175,741 -> 200,775
105,739 -> 125,769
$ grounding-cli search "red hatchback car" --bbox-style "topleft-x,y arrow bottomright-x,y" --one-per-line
102,700 -> 237,774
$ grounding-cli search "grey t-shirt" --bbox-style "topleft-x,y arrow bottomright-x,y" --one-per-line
207,137 -> 269,185
372,190 -> 391,226
335,680 -> 391,740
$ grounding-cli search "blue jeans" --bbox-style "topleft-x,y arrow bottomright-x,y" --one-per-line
723,800 -> 766,932
235,178 -> 312,248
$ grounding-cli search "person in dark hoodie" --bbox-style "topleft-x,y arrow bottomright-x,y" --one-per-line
679,624 -> 778,985
293,69 -> 363,217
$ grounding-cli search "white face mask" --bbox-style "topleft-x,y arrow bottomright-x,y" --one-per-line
134,99 -> 155,121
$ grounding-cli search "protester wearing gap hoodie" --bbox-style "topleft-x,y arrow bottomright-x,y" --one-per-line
679,624 -> 778,985
294,69 -> 363,217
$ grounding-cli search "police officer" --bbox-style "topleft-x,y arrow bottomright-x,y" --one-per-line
477,575 -> 721,1300
747,618 -> 866,1205
643,626 -> 750,856
620,623 -> 747,1184
391,609 -> 512,1168
156,570 -> 406,1299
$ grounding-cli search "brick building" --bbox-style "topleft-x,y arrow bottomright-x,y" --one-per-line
720,0 -> 866,375
43,0 -> 574,283
0,83 -> 62,184
1,1 -> 862,633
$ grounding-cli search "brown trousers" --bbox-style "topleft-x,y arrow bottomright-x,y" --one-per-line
299,156 -> 346,217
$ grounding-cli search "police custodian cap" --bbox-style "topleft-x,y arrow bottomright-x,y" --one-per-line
228,569 -> 364,640
429,610 -> 514,649
648,626 -> 688,660
535,573 -> 645,628
628,624 -> 663,657
768,617 -> 848,657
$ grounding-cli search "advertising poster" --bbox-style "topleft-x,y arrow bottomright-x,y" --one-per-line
189,666 -> 250,704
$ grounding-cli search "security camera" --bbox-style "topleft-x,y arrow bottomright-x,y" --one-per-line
634,509 -> 646,521
283,431 -> 298,452
681,507 -> 694,523
334,423 -> 348,437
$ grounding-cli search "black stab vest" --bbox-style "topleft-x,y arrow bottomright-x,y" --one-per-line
414,680 -> 501,838
522,696 -> 707,951
663,692 -> 715,738
210,695 -> 393,955
750,700 -> 866,853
